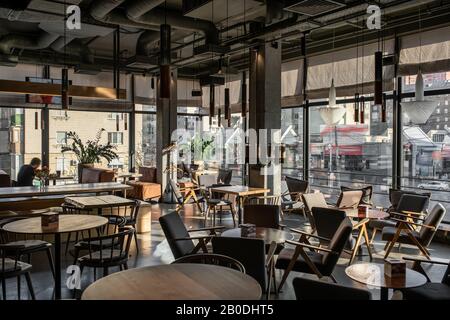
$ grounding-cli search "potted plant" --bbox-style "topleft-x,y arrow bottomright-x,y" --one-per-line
61,129 -> 118,182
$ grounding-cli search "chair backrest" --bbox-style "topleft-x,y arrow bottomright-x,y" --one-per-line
311,207 -> 347,242
198,174 -> 218,188
396,194 -> 429,214
159,211 -> 195,259
100,200 -> 141,225
217,169 -> 232,184
209,183 -> 232,200
212,236 -> 266,290
0,244 -> 22,274
285,177 -> 309,197
322,218 -> 353,272
293,277 -> 371,300
419,203 -> 446,246
139,167 -> 157,183
243,204 -> 280,229
84,227 -> 135,263
172,253 -> 246,273
302,193 -> 328,230
340,186 -> 373,206
337,190 -> 363,209
388,189 -> 431,211
169,179 -> 184,205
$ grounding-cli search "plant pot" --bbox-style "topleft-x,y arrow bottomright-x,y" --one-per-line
77,163 -> 94,183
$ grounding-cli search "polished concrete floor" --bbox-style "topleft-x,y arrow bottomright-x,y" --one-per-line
2,203 -> 449,300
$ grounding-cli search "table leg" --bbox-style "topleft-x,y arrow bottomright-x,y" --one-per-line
54,233 -> 61,300
380,287 -> 389,300
362,224 -> 373,261
237,196 -> 243,225
349,226 -> 364,265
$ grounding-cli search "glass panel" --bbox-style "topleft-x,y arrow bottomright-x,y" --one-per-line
309,96 -> 393,208
0,107 -> 42,180
49,110 -> 130,175
135,113 -> 156,168
281,107 -> 304,179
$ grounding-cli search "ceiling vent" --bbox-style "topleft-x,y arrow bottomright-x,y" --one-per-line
125,56 -> 158,69
284,0 -> 345,16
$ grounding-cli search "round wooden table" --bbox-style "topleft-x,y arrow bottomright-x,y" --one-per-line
221,227 -> 294,245
3,214 -> 108,300
345,263 -> 427,300
82,264 -> 262,300
344,208 -> 390,220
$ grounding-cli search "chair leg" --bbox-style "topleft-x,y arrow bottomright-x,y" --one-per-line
278,247 -> 302,293
24,272 -> 35,300
384,228 -> 402,259
133,225 -> 139,253
17,275 -> 21,300
329,274 -> 337,283
370,228 -> 378,245
46,247 -> 56,280
230,205 -> 236,227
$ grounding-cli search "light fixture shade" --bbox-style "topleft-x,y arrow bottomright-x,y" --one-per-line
329,78 -> 336,107
319,78 -> 345,125
401,70 -> 438,125
241,71 -> 247,117
381,93 -> 387,123
354,93 -> 359,123
209,84 -> 215,125
360,96 -> 365,124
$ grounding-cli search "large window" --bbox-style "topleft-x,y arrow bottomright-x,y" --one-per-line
281,107 -> 304,179
135,110 -> 156,168
401,71 -> 450,222
49,110 -> 129,175
0,107 -> 42,180
308,97 -> 393,208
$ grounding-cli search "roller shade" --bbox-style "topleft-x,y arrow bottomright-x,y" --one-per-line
307,40 -> 394,99
399,26 -> 450,75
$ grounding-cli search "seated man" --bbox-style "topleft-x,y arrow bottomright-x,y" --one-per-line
17,157 -> 41,186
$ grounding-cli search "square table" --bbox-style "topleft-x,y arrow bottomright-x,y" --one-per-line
65,195 -> 135,215
209,186 -> 270,224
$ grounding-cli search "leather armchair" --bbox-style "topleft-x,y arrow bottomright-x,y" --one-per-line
81,167 -> 115,184
126,167 -> 161,201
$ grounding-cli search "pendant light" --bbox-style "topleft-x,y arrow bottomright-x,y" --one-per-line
359,29 -> 365,124
319,30 -> 346,125
360,95 -> 365,124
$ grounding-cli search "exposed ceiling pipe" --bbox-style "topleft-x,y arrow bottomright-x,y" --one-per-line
51,38 -> 94,64
128,8 -> 220,44
136,30 -> 160,56
0,30 -> 59,55
90,0 -> 126,21
126,0 -> 165,20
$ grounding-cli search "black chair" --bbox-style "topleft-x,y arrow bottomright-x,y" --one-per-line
172,253 -> 245,273
400,256 -> 450,300
382,203 -> 446,259
212,236 -> 276,300
282,177 -> 309,219
276,217 -> 353,291
169,179 -> 204,213
0,217 -> 55,281
62,203 -> 93,255
203,183 -> 236,227
217,169 -> 232,185
159,211 -> 224,259
1,244 -> 35,300
77,227 -> 135,279
293,277 -> 371,300
369,191 -> 430,243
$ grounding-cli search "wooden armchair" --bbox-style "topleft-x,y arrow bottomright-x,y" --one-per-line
275,217 -> 353,292
169,179 -> 203,213
159,211 -> 224,259
382,203 -> 446,259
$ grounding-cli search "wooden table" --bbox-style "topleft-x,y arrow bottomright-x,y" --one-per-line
345,263 -> 427,300
2,215 -> 108,300
343,208 -> 390,265
0,182 -> 132,199
209,186 -> 270,224
82,264 -> 262,300
222,227 -> 294,245
65,195 -> 135,210
48,176 -> 75,186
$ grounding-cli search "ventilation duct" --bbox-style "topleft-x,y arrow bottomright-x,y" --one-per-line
51,38 -> 94,65
0,30 -> 59,55
136,30 -> 160,56
126,0 -> 165,20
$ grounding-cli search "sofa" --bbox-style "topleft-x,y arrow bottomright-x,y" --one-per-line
127,167 -> 161,201
81,167 -> 115,184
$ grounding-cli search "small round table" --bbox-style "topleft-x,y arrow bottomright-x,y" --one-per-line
344,208 -> 390,220
345,263 -> 427,300
3,214 -> 108,300
82,264 -> 262,300
221,227 -> 294,244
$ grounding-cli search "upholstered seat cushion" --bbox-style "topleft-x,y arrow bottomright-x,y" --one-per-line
381,226 -> 421,245
127,181 -> 161,201
402,283 -> 450,300
0,258 -> 31,273
5,240 -> 50,250
275,247 -> 327,274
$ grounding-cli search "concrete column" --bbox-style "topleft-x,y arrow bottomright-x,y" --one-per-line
156,68 -> 178,195
248,41 -> 282,196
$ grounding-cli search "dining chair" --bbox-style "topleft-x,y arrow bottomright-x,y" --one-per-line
169,179 -> 204,213
293,277 -> 372,300
212,236 -> 277,300
301,192 -> 329,232
159,211 -> 224,260
276,217 -> 353,291
400,256 -> 450,300
340,186 -> 373,206
62,203 -> 93,255
369,193 -> 430,244
202,184 -> 236,227
171,253 -> 245,273
197,174 -> 218,189
217,169 -> 232,184
382,203 -> 446,259
0,243 -> 35,300
336,190 -> 364,209
0,217 -> 55,281
281,177 -> 309,219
